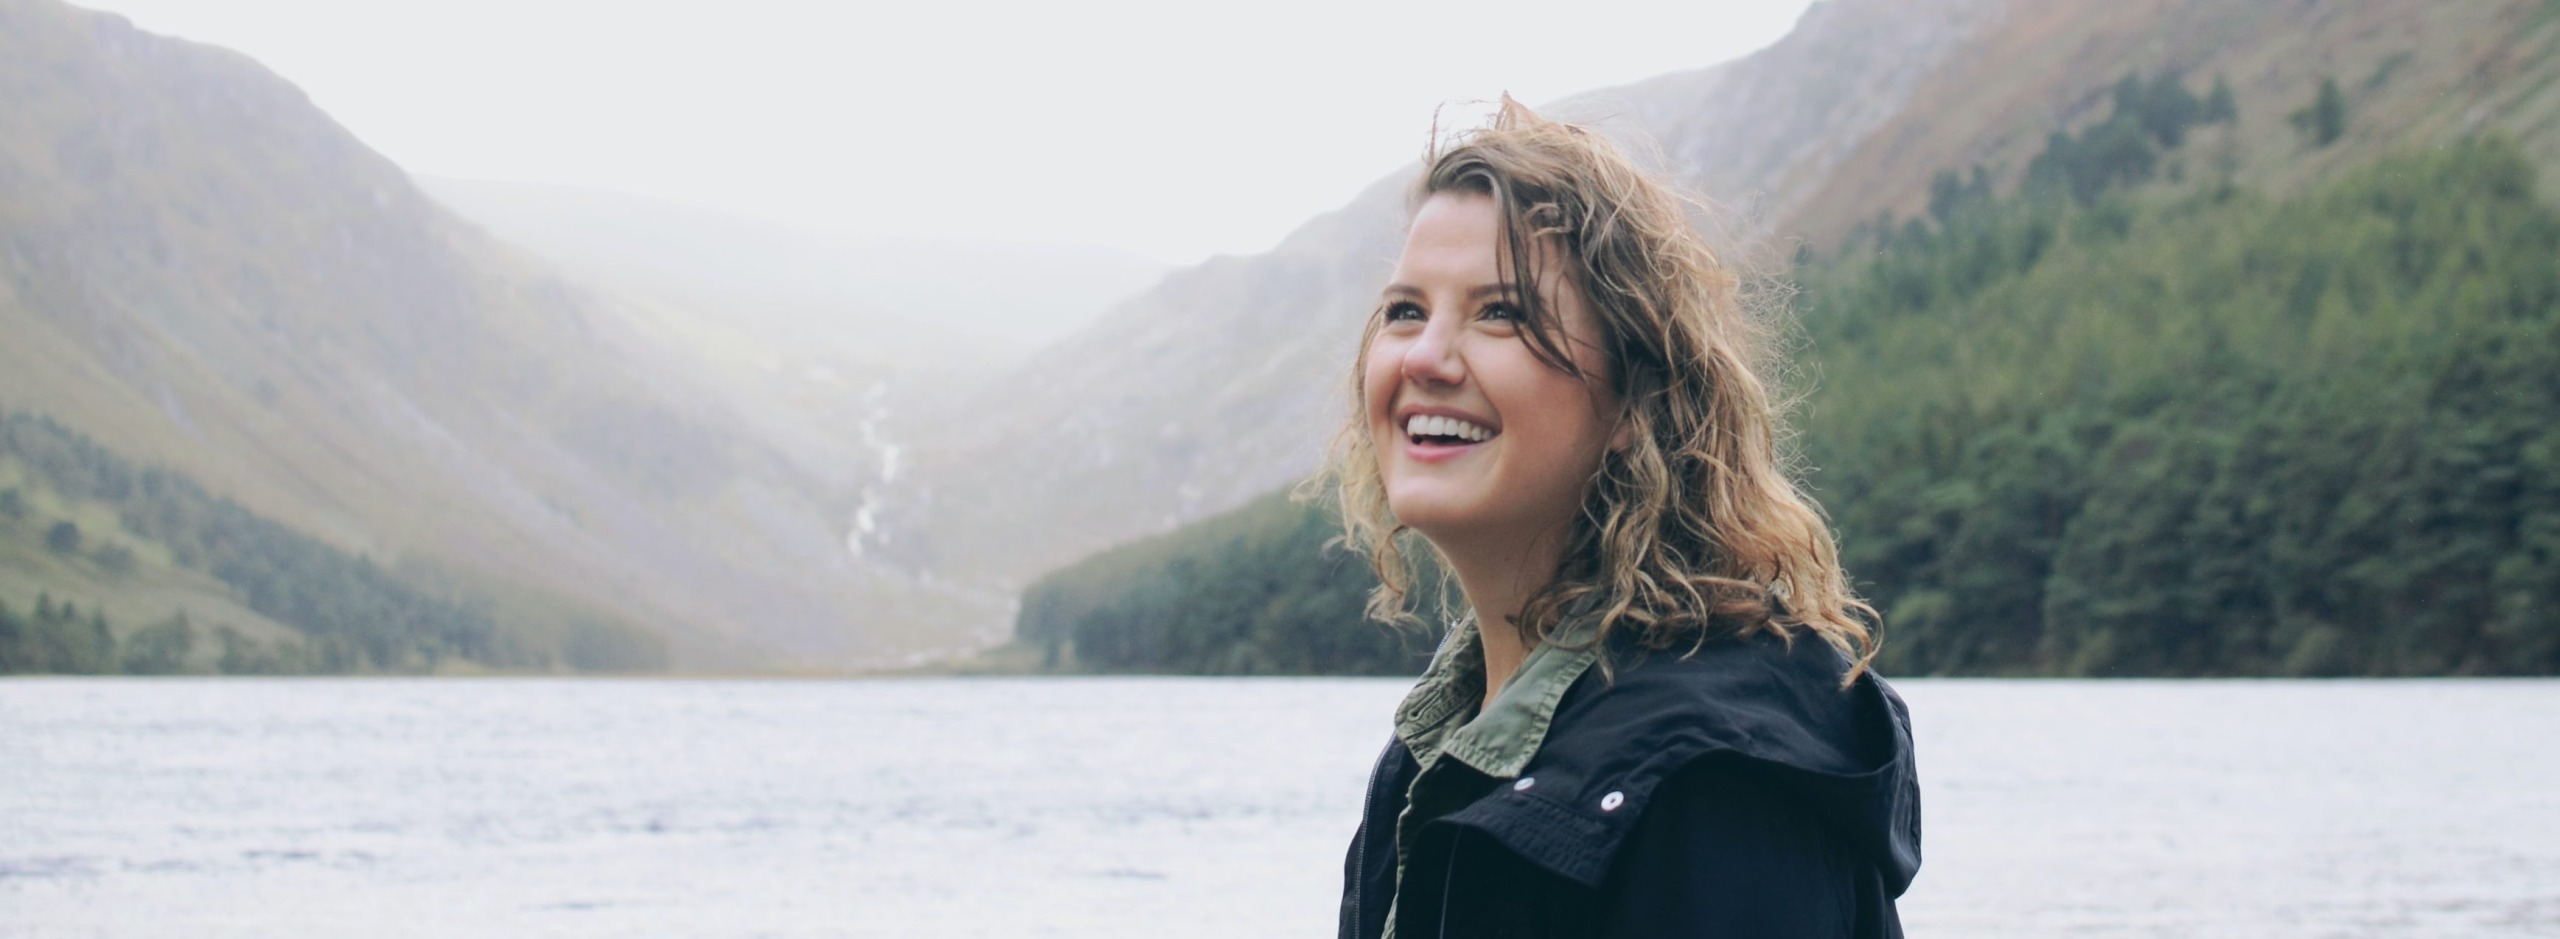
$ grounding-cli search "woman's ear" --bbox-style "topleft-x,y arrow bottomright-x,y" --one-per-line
1608,412 -> 1638,453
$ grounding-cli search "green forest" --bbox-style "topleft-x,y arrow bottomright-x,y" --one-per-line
0,410 -> 667,674
1014,490 -> 1431,675
1016,74 -> 2560,677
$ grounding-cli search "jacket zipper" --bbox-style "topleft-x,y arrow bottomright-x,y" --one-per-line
1350,739 -> 1396,937
1436,830 -> 1460,939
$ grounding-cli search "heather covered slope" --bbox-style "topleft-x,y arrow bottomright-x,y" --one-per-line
1782,0 -> 2560,244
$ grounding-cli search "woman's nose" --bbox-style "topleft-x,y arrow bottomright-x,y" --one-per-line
1399,319 -> 1465,386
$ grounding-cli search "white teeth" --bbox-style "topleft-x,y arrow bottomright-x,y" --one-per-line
1405,414 -> 1493,442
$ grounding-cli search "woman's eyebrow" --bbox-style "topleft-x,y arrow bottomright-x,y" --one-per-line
1379,283 -> 1521,300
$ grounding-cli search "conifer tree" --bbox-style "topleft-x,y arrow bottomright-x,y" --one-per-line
2290,78 -> 2346,147
2204,74 -> 2239,123
44,520 -> 80,554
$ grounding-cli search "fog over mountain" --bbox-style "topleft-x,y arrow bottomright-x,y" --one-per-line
418,177 -> 1171,358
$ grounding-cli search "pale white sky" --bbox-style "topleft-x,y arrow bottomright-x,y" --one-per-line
78,0 -> 1817,265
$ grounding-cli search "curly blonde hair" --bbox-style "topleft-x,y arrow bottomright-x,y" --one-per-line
1317,97 -> 1878,671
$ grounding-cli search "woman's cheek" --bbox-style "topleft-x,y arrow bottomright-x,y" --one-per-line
1359,342 -> 1404,430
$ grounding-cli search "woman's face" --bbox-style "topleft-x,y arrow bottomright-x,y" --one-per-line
1364,192 -> 1621,557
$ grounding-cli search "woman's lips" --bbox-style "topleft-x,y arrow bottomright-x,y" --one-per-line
1392,410 -> 1498,463
1403,435 -> 1488,463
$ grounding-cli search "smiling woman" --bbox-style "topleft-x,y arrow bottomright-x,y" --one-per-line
1320,98 -> 1920,938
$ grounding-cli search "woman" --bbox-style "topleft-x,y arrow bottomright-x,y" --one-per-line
1328,98 -> 1921,938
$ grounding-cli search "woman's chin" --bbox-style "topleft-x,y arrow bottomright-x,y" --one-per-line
1384,493 -> 1487,544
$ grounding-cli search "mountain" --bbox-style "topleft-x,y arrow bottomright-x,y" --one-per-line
0,0 -> 996,669
886,0 -> 2560,647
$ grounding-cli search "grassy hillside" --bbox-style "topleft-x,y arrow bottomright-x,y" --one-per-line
0,410 -> 666,673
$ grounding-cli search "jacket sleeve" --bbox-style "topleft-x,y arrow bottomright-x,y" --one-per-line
1596,758 -> 1889,939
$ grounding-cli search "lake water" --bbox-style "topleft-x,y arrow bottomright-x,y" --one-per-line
2,677 -> 2555,937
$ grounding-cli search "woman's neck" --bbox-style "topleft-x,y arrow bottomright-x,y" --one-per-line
1475,616 -> 1532,712
1443,528 -> 1569,710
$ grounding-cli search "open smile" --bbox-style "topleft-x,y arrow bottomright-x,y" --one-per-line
1399,411 -> 1500,462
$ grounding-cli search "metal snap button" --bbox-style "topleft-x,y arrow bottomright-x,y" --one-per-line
1599,791 -> 1625,812
1512,777 -> 1536,792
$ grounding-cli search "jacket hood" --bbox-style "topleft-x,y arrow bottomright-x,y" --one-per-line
1438,628 -> 1923,896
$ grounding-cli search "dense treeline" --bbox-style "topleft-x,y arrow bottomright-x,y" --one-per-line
0,410 -> 666,673
0,593 -> 115,673
1016,73 -> 2558,677
1806,135 -> 2559,676
0,594 -> 198,674
1015,491 -> 1425,675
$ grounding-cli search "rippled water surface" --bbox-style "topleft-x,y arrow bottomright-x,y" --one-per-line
3,677 -> 2555,937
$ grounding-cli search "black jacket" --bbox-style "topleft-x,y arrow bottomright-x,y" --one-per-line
1338,630 -> 1921,938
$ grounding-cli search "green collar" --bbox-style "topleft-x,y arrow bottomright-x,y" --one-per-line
1393,614 -> 1601,780
1379,614 -> 1601,939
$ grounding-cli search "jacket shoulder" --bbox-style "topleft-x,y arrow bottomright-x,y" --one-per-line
1440,631 -> 1921,894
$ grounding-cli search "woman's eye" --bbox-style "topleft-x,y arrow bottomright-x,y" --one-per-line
1481,303 -> 1523,323
1383,301 -> 1425,323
